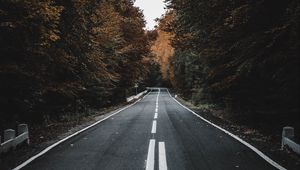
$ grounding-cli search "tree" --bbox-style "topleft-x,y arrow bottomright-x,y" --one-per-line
162,0 -> 300,124
0,0 -> 156,125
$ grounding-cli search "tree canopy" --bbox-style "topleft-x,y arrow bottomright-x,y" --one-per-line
161,0 -> 299,125
0,0 -> 159,124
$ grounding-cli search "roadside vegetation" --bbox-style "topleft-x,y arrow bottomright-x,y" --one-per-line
0,0 -> 160,129
1,0 -> 299,148
157,0 -> 300,133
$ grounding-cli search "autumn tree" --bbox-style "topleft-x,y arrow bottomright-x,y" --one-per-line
163,0 -> 300,127
0,0 -> 155,126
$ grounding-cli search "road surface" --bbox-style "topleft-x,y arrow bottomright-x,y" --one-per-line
19,88 -> 278,170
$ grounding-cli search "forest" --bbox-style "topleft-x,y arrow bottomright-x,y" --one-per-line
0,0 -> 299,137
0,0 -> 160,128
159,0 -> 299,131
0,1 -> 299,169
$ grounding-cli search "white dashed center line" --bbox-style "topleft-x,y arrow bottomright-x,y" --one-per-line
151,120 -> 157,134
159,142 -> 168,170
146,89 -> 168,170
146,139 -> 155,170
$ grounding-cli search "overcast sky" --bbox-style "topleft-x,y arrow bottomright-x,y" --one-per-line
134,0 -> 167,30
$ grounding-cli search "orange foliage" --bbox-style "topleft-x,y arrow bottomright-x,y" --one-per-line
151,29 -> 174,80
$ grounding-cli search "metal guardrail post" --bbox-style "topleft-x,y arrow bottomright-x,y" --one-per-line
282,126 -> 294,139
18,124 -> 28,134
4,129 -> 15,142
1,124 -> 30,153
18,124 -> 30,144
281,126 -> 300,153
282,126 -> 294,149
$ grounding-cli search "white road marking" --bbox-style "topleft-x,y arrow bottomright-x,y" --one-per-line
151,120 -> 157,134
155,88 -> 159,113
159,142 -> 168,170
146,139 -> 156,170
13,93 -> 151,170
156,89 -> 160,101
154,112 -> 158,119
166,89 -> 286,170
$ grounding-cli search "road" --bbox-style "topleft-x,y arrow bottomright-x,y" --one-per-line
19,88 -> 278,170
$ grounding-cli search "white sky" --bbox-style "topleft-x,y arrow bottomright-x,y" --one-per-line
134,0 -> 167,30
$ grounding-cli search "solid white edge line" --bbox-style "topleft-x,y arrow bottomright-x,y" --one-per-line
13,92 -> 151,170
159,142 -> 168,170
146,139 -> 156,170
166,89 -> 172,98
166,89 -> 286,170
151,120 -> 157,134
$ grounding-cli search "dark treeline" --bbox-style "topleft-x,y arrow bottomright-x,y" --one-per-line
162,0 -> 299,127
0,0 -> 159,126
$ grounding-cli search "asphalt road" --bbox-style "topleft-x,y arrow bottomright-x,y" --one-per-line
20,88 -> 278,170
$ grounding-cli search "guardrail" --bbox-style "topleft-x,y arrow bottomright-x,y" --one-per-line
0,124 -> 29,154
281,126 -> 300,154
126,90 -> 148,102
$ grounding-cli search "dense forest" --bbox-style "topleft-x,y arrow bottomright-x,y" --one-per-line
0,0 -> 160,127
0,1 -> 299,169
160,0 -> 299,129
151,28 -> 173,81
1,0 -> 299,133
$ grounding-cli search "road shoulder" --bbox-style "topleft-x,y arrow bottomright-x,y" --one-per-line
174,96 -> 300,170
0,97 -> 144,170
